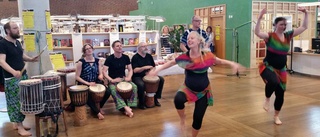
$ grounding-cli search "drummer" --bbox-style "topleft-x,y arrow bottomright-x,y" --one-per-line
0,21 -> 39,136
102,40 -> 138,118
131,42 -> 164,109
75,43 -> 111,120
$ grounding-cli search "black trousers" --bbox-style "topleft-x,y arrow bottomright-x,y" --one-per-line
132,76 -> 164,106
87,87 -> 111,115
174,92 -> 208,130
261,68 -> 285,111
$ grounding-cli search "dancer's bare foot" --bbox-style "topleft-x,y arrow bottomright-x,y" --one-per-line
17,126 -> 32,136
274,116 -> 282,125
100,109 -> 106,115
263,98 -> 270,112
97,113 -> 104,120
13,123 -> 31,130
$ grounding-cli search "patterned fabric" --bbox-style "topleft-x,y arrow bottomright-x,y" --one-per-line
266,30 -> 293,55
108,82 -> 138,110
178,83 -> 214,106
175,51 -> 216,73
79,58 -> 100,83
259,62 -> 287,90
4,74 -> 28,122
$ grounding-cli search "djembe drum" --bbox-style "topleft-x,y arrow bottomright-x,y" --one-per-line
31,75 -> 62,116
143,76 -> 160,108
68,85 -> 88,126
116,82 -> 133,100
89,84 -> 106,110
57,67 -> 76,101
19,79 -> 44,115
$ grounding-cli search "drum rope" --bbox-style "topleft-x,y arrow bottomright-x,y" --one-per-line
43,83 -> 61,90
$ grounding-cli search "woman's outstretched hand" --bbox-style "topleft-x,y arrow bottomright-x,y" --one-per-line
297,7 -> 307,13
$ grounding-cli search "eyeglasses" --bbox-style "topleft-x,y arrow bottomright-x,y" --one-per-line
85,48 -> 93,50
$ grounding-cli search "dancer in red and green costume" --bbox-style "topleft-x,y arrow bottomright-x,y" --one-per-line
255,7 -> 308,125
148,31 -> 244,137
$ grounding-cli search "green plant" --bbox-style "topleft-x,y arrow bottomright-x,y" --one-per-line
168,25 -> 185,52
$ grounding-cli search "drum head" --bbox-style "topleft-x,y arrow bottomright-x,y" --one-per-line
19,79 -> 42,85
117,82 -> 132,91
31,74 -> 59,81
89,84 -> 106,93
69,85 -> 89,91
143,75 -> 159,82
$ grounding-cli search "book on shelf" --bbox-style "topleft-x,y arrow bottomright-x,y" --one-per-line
83,39 -> 93,45
104,39 -> 110,46
62,54 -> 67,61
128,38 -> 134,45
61,39 -> 69,47
69,39 -> 73,47
92,38 -> 99,46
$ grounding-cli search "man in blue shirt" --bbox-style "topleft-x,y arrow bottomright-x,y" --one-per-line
180,15 -> 208,52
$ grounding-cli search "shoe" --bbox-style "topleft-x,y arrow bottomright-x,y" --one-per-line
154,100 -> 161,107
138,104 -> 146,110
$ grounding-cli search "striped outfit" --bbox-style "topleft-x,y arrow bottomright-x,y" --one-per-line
259,30 -> 293,111
174,51 -> 215,130
175,51 -> 215,105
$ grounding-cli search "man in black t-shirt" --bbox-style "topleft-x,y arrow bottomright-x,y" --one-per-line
132,42 -> 164,109
0,21 -> 38,136
102,40 -> 137,118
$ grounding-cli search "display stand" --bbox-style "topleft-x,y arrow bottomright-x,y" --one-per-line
226,21 -> 253,78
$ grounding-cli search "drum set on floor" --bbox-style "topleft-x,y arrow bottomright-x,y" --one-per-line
18,73 -> 160,136
19,74 -> 67,137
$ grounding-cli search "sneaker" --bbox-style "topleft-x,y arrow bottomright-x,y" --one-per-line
138,104 -> 146,110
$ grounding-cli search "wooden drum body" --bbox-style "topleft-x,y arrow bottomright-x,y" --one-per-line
143,76 -> 160,108
89,84 -> 106,110
19,79 -> 44,115
31,75 -> 62,116
143,76 -> 160,93
68,85 -> 88,126
57,68 -> 76,101
116,82 -> 133,100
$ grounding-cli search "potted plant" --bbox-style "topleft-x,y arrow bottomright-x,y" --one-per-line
168,25 -> 185,52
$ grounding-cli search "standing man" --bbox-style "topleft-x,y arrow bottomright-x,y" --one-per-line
0,21 -> 38,136
131,42 -> 164,109
180,15 -> 208,52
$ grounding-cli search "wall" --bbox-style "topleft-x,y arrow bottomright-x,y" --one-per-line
130,0 -> 317,67
0,0 -> 138,17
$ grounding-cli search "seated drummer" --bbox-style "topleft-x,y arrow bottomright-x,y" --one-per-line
75,43 -> 111,120
102,40 -> 138,118
131,42 -> 164,109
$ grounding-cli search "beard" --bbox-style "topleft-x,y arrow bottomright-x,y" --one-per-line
142,50 -> 148,54
10,33 -> 20,39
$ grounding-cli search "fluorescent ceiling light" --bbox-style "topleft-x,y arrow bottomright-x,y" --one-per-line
298,2 -> 320,7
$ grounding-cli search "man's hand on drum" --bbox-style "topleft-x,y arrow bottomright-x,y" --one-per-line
87,82 -> 96,86
123,76 -> 131,82
111,77 -> 123,83
146,69 -> 157,77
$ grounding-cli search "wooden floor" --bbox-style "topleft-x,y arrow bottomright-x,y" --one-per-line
0,66 -> 320,137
